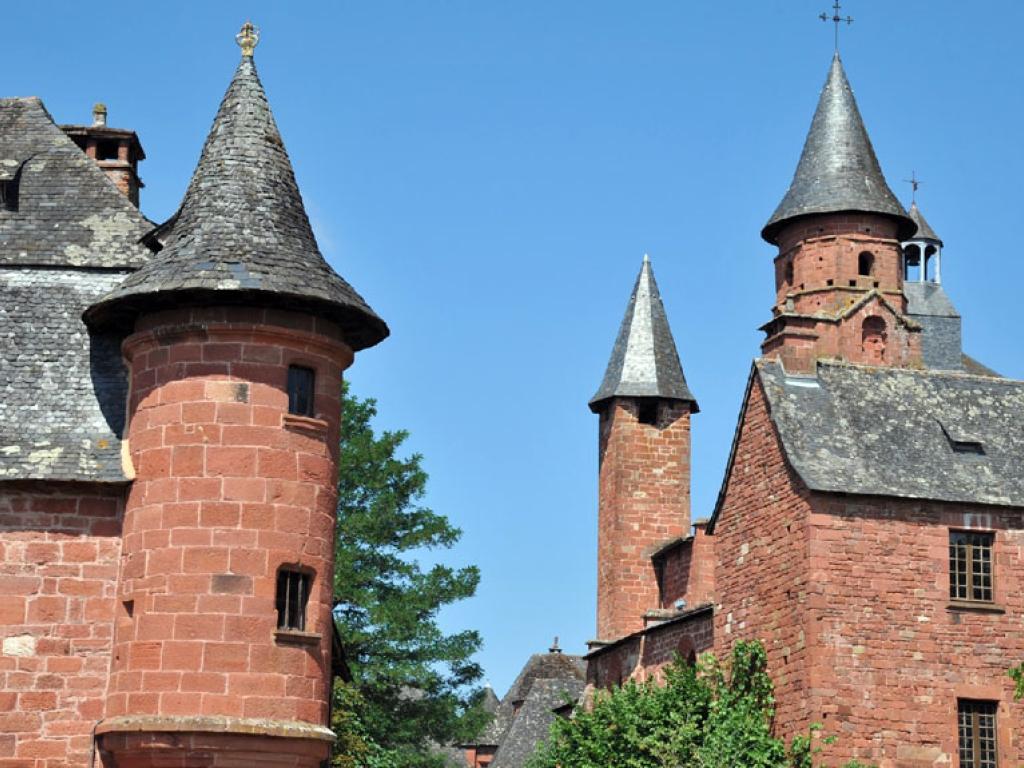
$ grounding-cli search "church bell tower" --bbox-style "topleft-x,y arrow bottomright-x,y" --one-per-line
759,54 -> 922,371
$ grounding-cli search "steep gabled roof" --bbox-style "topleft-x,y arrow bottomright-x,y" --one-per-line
84,49 -> 388,350
590,255 -> 697,411
0,97 -> 152,267
710,358 -> 1024,531
755,360 -> 1024,507
490,678 -> 585,768
0,96 -> 152,483
475,652 -> 585,748
762,55 -> 915,244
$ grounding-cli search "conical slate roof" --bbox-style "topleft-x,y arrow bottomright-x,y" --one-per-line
589,255 -> 697,412
907,201 -> 942,245
762,54 -> 915,245
85,44 -> 388,351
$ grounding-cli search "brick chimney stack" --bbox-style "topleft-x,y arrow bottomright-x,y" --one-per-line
61,105 -> 145,206
589,256 -> 697,642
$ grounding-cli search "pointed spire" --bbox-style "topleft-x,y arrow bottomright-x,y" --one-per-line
86,27 -> 388,350
762,54 -> 915,245
589,256 -> 697,412
907,201 -> 942,246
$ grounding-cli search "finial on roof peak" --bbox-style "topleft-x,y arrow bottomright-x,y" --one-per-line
642,253 -> 650,264
549,637 -> 562,654
236,21 -> 260,58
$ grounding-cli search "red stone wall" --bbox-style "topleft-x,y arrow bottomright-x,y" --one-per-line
806,496 -> 1024,766
0,482 -> 125,767
764,213 -> 923,371
657,522 -> 715,612
762,297 -> 922,373
711,379 -> 814,737
105,306 -> 351,731
596,398 -> 691,641
773,214 -> 904,310
587,609 -> 714,689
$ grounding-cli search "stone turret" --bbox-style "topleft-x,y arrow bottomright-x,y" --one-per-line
760,54 -> 922,371
84,23 -> 387,768
590,255 -> 696,642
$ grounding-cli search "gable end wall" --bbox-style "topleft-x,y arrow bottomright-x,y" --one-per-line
712,376 -> 813,737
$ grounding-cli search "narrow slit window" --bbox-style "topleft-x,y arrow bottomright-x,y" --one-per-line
949,531 -> 994,603
276,568 -> 312,631
958,700 -> 998,768
287,365 -> 316,417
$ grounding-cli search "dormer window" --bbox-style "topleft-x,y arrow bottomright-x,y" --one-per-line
287,365 -> 316,417
938,420 -> 986,456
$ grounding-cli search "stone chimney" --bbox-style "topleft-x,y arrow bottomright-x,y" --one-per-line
61,105 -> 145,207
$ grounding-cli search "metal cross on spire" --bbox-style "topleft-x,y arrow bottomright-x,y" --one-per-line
904,171 -> 922,203
820,1 -> 853,52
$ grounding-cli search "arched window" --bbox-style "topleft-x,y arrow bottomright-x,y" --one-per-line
861,316 -> 887,364
784,261 -> 794,287
903,244 -> 921,281
858,251 -> 874,277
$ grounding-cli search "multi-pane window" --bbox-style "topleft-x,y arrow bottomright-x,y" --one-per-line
287,365 -> 316,417
276,568 -> 311,631
949,531 -> 994,603
958,700 -> 998,768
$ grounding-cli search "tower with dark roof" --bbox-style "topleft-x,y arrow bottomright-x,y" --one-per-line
589,255 -> 697,643
901,201 -> 969,371
81,24 -> 387,767
760,54 -> 923,372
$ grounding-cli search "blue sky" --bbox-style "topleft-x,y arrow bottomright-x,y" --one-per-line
9,1 -> 1024,696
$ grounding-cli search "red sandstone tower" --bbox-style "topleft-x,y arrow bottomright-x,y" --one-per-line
588,256 -> 697,643
759,54 -> 922,371
82,23 -> 388,767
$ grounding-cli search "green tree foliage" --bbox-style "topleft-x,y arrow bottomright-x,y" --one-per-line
1010,662 -> 1024,700
331,383 -> 487,766
528,641 -> 875,768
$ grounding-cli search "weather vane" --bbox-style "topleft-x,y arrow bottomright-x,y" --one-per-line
820,1 -> 853,52
236,21 -> 260,58
904,171 -> 922,203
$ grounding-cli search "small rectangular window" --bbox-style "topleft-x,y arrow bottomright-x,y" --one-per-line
950,531 -> 994,603
276,569 -> 312,631
287,365 -> 316,417
0,179 -> 18,212
958,699 -> 998,768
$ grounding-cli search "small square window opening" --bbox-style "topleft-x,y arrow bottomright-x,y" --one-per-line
287,365 -> 316,417
276,568 -> 312,631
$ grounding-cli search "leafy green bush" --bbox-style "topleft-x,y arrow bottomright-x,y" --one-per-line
527,640 -> 876,768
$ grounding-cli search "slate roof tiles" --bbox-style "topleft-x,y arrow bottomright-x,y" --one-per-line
84,54 -> 388,351
0,97 -> 152,482
762,55 -> 915,244
590,255 -> 697,411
